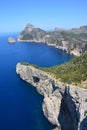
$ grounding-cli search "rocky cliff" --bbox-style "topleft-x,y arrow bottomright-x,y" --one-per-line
18,24 -> 87,56
16,63 -> 87,130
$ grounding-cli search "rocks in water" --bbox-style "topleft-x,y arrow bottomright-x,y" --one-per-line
8,37 -> 16,43
16,63 -> 87,130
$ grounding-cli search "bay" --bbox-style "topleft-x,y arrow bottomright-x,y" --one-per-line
0,33 -> 73,130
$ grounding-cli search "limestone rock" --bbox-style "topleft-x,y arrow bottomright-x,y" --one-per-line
18,24 -> 87,56
16,63 -> 87,130
43,95 -> 62,127
8,37 -> 16,43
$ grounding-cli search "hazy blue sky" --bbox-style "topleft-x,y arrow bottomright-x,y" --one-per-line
0,0 -> 87,32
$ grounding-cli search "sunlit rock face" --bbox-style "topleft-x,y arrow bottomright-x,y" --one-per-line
16,63 -> 87,130
8,37 -> 16,43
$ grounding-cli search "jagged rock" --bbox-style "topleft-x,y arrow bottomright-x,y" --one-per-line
8,37 -> 16,43
16,63 -> 87,130
43,95 -> 62,127
18,23 -> 46,42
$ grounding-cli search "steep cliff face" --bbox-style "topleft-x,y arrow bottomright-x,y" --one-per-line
16,63 -> 87,130
18,24 -> 46,42
18,24 -> 87,56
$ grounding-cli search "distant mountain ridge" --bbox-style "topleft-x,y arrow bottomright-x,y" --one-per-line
18,24 -> 87,56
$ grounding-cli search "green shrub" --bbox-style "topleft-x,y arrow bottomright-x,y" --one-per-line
85,99 -> 87,102
41,51 -> 87,85
84,110 -> 87,116
20,62 -> 29,66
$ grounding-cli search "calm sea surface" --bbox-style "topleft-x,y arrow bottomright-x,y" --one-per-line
0,33 -> 73,130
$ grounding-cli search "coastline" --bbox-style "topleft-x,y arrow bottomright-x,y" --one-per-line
18,39 -> 80,56
16,63 -> 87,130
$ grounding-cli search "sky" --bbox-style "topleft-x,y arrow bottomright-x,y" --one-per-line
0,0 -> 87,32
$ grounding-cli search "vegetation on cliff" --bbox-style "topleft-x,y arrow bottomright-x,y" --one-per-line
19,24 -> 46,40
18,24 -> 87,55
19,24 -> 87,87
20,52 -> 87,88
42,52 -> 87,87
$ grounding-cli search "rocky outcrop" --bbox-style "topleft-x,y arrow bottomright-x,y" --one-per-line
8,37 -> 16,43
18,23 -> 46,42
18,24 -> 87,56
16,63 -> 87,130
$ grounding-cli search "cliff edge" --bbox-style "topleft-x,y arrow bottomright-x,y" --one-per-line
16,63 -> 87,130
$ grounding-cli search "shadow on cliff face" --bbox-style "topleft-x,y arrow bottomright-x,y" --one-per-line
58,86 -> 80,130
80,117 -> 87,130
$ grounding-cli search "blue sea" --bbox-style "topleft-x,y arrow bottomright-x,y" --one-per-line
0,33 -> 73,130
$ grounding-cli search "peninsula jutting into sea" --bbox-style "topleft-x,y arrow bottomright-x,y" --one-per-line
1,0 -> 87,130
16,23 -> 87,130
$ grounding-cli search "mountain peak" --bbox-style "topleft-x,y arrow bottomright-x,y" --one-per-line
26,23 -> 35,28
25,23 -> 35,32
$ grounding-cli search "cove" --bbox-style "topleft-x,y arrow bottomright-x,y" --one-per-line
0,33 -> 73,130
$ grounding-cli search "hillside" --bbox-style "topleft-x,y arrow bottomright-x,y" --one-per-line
18,24 -> 87,56
42,51 -> 87,88
20,51 -> 87,88
18,24 -> 46,41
